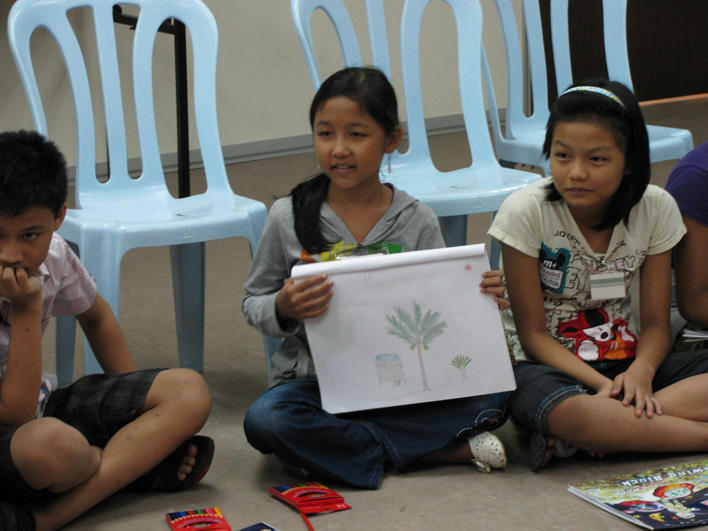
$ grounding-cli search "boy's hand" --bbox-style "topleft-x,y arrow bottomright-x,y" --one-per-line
0,266 -> 42,308
276,275 -> 333,322
480,270 -> 510,310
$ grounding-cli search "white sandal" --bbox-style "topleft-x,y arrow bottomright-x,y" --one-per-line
467,432 -> 507,473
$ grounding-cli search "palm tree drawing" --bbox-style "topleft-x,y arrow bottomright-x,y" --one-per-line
385,302 -> 447,391
451,354 -> 472,380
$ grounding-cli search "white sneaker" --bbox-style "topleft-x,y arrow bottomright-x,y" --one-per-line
467,432 -> 507,472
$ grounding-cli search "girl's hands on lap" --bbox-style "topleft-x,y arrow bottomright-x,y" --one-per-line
594,378 -> 619,400
276,275 -> 333,322
611,360 -> 662,418
480,270 -> 511,310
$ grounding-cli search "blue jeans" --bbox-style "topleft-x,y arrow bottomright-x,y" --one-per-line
244,378 -> 509,489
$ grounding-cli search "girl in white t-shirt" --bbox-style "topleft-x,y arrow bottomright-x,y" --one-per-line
489,79 -> 708,470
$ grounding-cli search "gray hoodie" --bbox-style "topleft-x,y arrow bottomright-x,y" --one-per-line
242,185 -> 444,385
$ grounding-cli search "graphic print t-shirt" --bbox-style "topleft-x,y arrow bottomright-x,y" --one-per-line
488,178 -> 685,363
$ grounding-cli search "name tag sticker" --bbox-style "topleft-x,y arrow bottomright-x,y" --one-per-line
590,271 -> 625,300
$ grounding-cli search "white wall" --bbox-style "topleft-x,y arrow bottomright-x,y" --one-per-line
0,0 -> 520,170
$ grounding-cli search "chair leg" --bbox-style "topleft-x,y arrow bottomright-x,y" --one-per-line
439,215 -> 468,247
170,242 -> 206,372
55,240 -> 79,386
57,240 -> 103,379
263,335 -> 282,383
55,316 -> 76,387
79,241 -> 122,377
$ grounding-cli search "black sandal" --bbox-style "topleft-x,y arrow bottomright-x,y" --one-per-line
0,501 -> 36,531
132,435 -> 214,491
527,431 -> 553,472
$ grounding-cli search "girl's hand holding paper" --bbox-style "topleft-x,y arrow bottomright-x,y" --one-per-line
276,275 -> 333,322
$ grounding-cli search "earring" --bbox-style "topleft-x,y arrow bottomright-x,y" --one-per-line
387,153 -> 392,174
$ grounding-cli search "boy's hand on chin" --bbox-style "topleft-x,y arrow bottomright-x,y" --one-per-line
0,266 -> 42,307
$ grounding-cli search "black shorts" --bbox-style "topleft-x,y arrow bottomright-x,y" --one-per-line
510,350 -> 708,433
0,369 -> 161,502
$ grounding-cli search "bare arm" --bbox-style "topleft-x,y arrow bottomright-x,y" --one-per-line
0,267 -> 43,426
674,216 -> 708,327
502,243 -> 612,391
613,250 -> 672,417
76,294 -> 136,374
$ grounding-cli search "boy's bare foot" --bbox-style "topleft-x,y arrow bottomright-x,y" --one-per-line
177,442 -> 198,481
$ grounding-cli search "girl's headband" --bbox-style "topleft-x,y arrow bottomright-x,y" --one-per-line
561,86 -> 626,110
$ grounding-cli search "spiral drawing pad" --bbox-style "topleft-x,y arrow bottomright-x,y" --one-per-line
291,244 -> 516,413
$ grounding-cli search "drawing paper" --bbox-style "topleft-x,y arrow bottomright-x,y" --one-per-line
291,244 -> 516,413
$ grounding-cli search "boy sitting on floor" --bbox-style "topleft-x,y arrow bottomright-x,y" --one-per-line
0,130 -> 214,531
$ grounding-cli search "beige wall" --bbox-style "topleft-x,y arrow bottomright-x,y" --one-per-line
0,0 -> 520,169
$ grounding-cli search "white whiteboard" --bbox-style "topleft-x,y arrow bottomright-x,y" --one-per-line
291,245 -> 516,413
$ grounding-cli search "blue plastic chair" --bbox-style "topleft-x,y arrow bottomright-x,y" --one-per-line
483,0 -> 551,173
8,0 -> 267,385
551,0 -> 693,163
291,0 -> 539,251
291,0 -> 391,83
392,0 -> 538,248
485,0 -> 693,171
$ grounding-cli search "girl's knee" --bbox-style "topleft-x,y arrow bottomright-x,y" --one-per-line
545,394 -> 597,439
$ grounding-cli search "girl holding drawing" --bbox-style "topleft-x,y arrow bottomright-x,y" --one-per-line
242,67 -> 510,488
488,79 -> 708,471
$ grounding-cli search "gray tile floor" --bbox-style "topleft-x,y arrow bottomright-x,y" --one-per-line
49,96 -> 708,530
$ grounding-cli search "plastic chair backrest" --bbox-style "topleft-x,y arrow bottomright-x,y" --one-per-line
550,0 -> 572,93
487,0 -> 550,142
601,0 -> 634,89
8,0 -> 233,210
399,0 -> 498,172
546,0 -> 692,163
551,0 -> 632,92
291,0 -> 391,88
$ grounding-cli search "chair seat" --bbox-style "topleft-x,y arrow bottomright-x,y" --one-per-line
60,195 -> 265,248
493,127 -> 549,170
67,196 -> 263,230
647,125 -> 693,163
384,165 -> 538,216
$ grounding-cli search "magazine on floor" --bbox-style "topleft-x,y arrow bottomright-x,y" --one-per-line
681,329 -> 708,341
568,459 -> 708,529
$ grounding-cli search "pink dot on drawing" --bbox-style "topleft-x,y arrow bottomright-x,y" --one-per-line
465,265 -> 471,271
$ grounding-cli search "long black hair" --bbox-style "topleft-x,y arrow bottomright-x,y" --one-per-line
543,79 -> 650,231
292,67 -> 400,254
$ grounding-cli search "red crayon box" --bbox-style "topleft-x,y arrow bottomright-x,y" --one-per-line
165,507 -> 231,530
268,482 -> 351,515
